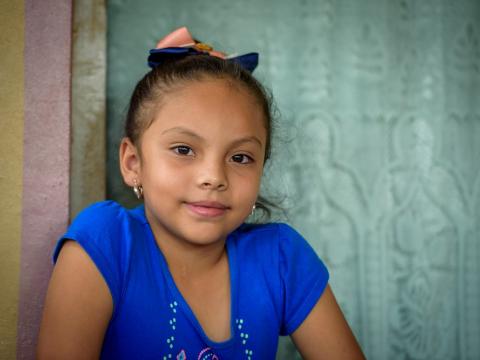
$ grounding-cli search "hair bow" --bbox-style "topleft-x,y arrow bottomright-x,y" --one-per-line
147,27 -> 259,73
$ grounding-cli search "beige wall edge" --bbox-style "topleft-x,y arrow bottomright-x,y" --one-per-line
71,0 -> 107,218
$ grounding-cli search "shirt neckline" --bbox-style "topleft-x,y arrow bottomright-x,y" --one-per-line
135,204 -> 239,349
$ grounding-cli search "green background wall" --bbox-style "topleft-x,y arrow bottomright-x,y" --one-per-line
106,0 -> 480,358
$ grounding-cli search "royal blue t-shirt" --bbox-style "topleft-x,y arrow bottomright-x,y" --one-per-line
53,201 -> 329,360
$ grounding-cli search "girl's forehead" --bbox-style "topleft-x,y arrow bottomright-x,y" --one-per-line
157,80 -> 263,122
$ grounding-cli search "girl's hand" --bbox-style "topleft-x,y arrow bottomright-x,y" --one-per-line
37,241 -> 112,360
291,285 -> 366,360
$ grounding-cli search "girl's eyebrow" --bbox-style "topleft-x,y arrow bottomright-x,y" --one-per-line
161,126 -> 203,141
161,126 -> 263,148
230,136 -> 263,148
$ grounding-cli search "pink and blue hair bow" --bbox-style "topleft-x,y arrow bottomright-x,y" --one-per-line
147,27 -> 259,73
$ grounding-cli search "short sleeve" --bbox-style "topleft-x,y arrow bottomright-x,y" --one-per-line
278,223 -> 329,335
52,201 -> 127,310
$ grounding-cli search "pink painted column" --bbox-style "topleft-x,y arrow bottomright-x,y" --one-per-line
17,1 -> 72,358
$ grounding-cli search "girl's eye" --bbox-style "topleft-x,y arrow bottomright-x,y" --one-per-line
173,146 -> 194,156
231,154 -> 253,164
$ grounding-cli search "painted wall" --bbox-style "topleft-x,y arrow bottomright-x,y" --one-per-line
0,0 -> 72,358
106,1 -> 480,359
71,0 -> 107,218
0,1 -> 24,358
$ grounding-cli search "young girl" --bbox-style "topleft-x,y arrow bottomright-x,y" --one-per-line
37,27 -> 364,360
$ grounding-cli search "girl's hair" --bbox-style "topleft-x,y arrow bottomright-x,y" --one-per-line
124,55 -> 276,219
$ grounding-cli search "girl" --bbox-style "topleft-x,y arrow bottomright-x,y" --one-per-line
37,27 -> 365,360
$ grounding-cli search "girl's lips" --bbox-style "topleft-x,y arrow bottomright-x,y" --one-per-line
185,201 -> 229,217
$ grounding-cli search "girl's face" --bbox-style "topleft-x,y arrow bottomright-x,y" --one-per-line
131,78 -> 267,247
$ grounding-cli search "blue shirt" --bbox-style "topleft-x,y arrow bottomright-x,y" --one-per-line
54,201 -> 329,360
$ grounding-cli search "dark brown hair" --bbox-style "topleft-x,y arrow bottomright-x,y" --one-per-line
124,55 -> 277,219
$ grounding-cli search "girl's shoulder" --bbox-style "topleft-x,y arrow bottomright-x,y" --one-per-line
233,222 -> 330,336
68,200 -> 145,231
233,222 -> 319,261
53,200 -> 145,262
235,222 -> 307,244
71,200 -> 130,222
53,201 -> 146,310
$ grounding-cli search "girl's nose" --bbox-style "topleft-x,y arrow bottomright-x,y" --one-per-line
197,163 -> 228,191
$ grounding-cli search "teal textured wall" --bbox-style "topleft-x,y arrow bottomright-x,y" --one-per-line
107,1 -> 480,359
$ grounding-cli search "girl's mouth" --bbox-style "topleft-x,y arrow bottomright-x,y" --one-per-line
185,201 -> 229,218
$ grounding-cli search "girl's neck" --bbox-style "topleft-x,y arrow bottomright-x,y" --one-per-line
163,239 -> 227,281
148,226 -> 227,280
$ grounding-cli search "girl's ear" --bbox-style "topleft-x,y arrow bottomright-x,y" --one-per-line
119,137 -> 141,187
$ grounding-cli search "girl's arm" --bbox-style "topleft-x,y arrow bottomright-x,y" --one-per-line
37,240 -> 113,360
291,285 -> 366,360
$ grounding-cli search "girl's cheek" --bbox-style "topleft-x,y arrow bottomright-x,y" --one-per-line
143,163 -> 179,187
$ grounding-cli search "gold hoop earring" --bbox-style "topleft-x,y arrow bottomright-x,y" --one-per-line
133,179 -> 143,199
